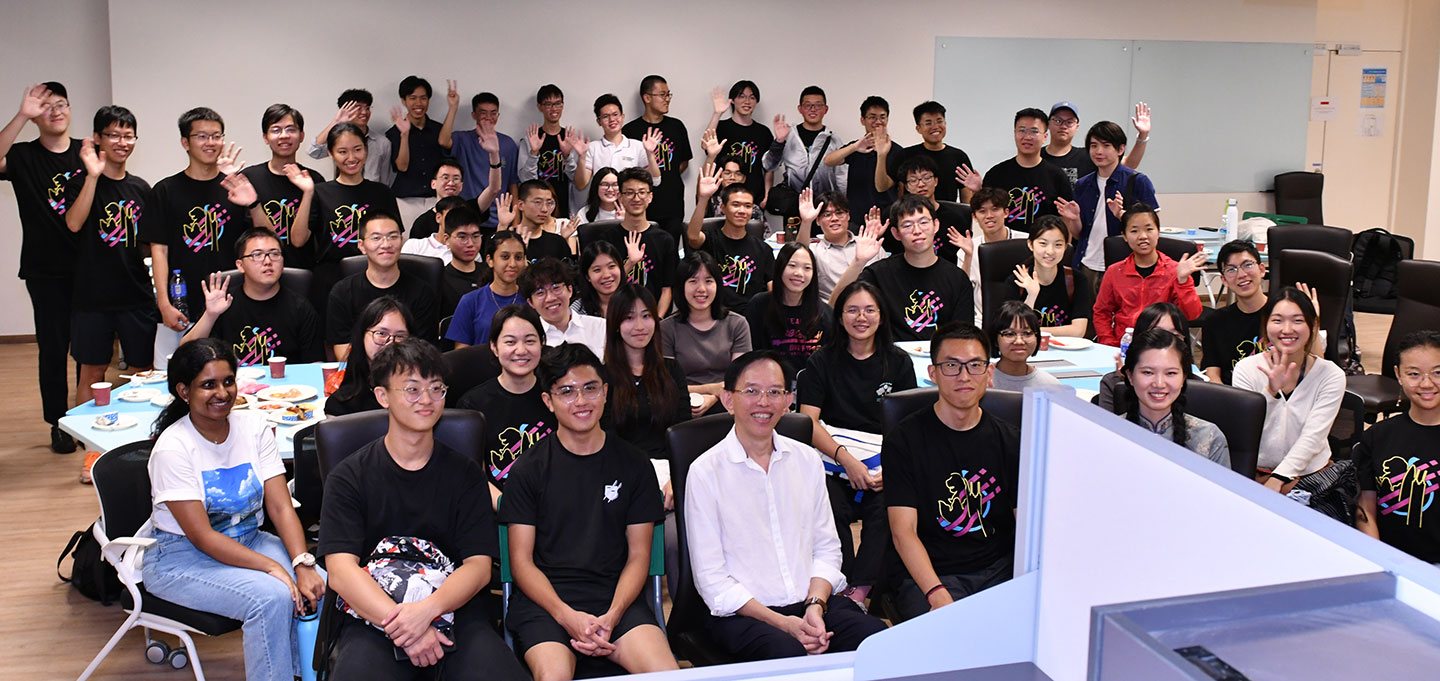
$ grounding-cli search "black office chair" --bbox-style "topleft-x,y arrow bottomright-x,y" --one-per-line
938,200 -> 972,232
665,412 -> 813,666
1347,259 -> 1440,417
1273,249 -> 1353,362
1102,235 -> 1202,287
576,219 -> 622,253
442,345 -> 502,407
314,409 -> 487,481
1184,381 -> 1265,479
880,388 -> 1024,433
977,239 -> 1032,326
1266,224 -> 1352,289
1329,390 -> 1366,461
1351,228 -> 1415,315
340,253 -> 445,294
1273,171 -> 1324,226
78,442 -> 242,680
699,216 -> 767,242
217,267 -> 313,301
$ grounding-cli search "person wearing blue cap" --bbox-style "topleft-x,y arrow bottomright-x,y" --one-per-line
1041,101 -> 1152,188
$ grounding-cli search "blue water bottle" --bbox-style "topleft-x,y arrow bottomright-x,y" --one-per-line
296,612 -> 319,681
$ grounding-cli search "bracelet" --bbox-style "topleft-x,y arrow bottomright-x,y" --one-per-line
490,162 -> 502,168
1136,136 -> 1150,143
925,584 -> 947,599
833,445 -> 848,459
247,199 -> 260,210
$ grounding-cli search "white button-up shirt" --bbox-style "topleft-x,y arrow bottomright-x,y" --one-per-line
584,137 -> 661,185
542,313 -> 607,359
812,235 -> 881,303
685,428 -> 846,617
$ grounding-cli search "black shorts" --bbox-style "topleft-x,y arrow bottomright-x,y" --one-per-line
70,306 -> 158,366
506,581 -> 658,655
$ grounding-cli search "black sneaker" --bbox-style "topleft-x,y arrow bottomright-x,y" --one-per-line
50,426 -> 77,454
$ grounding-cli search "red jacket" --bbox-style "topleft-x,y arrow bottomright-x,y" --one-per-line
1092,252 -> 1202,345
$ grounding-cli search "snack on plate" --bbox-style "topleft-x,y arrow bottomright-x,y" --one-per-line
93,412 -> 121,427
281,403 -> 315,422
234,394 -> 251,408
254,402 -> 288,412
271,387 -> 306,401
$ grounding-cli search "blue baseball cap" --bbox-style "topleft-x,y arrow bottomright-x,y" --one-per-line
1049,101 -> 1079,119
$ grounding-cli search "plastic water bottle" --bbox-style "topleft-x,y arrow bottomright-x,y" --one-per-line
1220,198 -> 1239,243
1120,327 -> 1134,360
168,270 -> 190,329
295,612 -> 319,681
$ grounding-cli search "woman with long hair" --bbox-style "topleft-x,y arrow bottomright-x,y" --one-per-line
578,166 -> 620,223
661,252 -> 752,416
575,239 -> 625,317
1120,328 -> 1230,465
1011,215 -> 1091,337
326,296 -> 415,416
744,242 -> 831,375
142,339 -> 325,681
1098,301 -> 1193,411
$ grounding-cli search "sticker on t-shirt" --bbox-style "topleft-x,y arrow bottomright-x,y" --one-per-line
99,199 -> 142,247
604,479 -> 622,503
182,203 -> 233,252
489,421 -> 553,482
1375,456 -> 1438,525
262,198 -> 301,242
49,168 -> 82,214
202,462 -> 264,540
937,468 -> 999,537
234,325 -> 281,367
329,202 -> 370,246
904,289 -> 944,333
721,255 -> 758,292
1007,187 -> 1048,226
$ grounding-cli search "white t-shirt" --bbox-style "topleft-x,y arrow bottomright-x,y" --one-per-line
148,412 -> 285,538
401,235 -> 453,264
1081,174 -> 1112,271
965,225 -> 1020,326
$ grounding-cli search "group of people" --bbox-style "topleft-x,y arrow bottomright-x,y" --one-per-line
8,74 -> 1436,680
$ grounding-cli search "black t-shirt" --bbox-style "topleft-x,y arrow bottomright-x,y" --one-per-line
1200,304 -> 1265,384
796,126 -> 822,149
1007,266 -> 1094,328
981,158 -> 1074,233
511,229 -> 571,264
2,138 -> 84,279
846,145 -> 892,227
1354,414 -> 1440,562
798,345 -> 918,433
715,119 -> 775,200
881,200 -> 966,263
498,435 -> 664,586
886,144 -> 974,203
239,163 -> 326,268
885,408 -> 1020,576
1040,146 -> 1097,189
596,224 -> 677,305
326,270 -> 439,345
138,171 -> 255,317
457,380 -> 554,488
440,262 -> 487,319
409,198 -> 485,241
386,117 -> 446,198
309,180 -> 402,265
699,224 -> 774,314
608,358 -> 691,460
209,286 -> 322,365
1135,263 -> 1156,279
64,173 -> 153,310
744,291 -> 831,373
535,130 -> 573,216
319,438 -> 499,566
622,116 -> 692,222
858,256 -> 974,341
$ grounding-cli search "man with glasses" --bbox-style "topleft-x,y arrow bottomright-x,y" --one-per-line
499,179 -> 575,262
321,339 -> 528,680
801,191 -> 879,302
887,155 -> 969,263
0,82 -> 83,451
501,343 -> 679,680
830,194 -> 973,341
521,84 -> 581,216
885,322 -> 1020,622
958,107 -> 1075,234
408,152 -> 503,241
1202,241 -> 1268,384
822,96 -> 894,228
181,226 -> 321,365
599,167 -> 675,313
704,80 -> 774,206
876,101 -> 974,204
241,103 -> 324,269
521,257 -> 606,357
687,350 -> 888,661
623,75 -> 692,240
765,86 -> 846,220
140,107 -> 272,337
451,92 -> 518,227
327,212 -> 438,358
688,164 -> 773,314
1041,101 -> 1151,188
387,76 -> 460,229
575,94 -> 660,192
308,88 -> 394,185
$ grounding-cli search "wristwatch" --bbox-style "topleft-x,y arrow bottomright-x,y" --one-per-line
803,597 -> 827,615
291,552 -> 316,569
489,161 -> 503,168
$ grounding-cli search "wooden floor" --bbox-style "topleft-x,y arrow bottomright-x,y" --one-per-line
2,313 -> 1394,680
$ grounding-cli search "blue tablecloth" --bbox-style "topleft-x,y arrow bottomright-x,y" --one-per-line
900,340 -> 1118,395
59,363 -> 330,458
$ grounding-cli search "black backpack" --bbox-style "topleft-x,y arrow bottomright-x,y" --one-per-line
57,521 -> 122,605
1351,227 -> 1408,309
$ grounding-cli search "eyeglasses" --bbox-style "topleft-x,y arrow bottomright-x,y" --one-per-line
820,209 -> 850,219
552,382 -> 603,402
530,282 -> 569,300
391,383 -> 448,403
934,359 -> 990,376
1222,261 -> 1260,276
918,119 -> 945,130
897,216 -> 934,232
239,250 -> 282,263
1014,127 -> 1044,138
999,329 -> 1036,340
367,329 -> 409,345
843,305 -> 879,317
449,232 -> 481,243
734,93 -> 758,102
620,189 -> 651,199
799,103 -> 826,111
598,112 -> 624,121
1401,369 -> 1440,384
904,174 -> 936,186
101,131 -> 137,143
43,102 -> 70,113
863,113 -> 889,123
730,387 -> 791,400
267,126 -> 300,136
646,91 -> 673,100
1050,118 -> 1079,129
365,233 -> 404,244
598,181 -> 620,190
526,198 -> 556,208
539,100 -> 564,108
189,132 -> 225,143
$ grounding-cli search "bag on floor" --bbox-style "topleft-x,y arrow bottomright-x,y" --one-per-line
58,521 -> 122,605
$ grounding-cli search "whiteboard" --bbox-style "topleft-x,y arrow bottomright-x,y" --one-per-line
934,38 -> 1313,194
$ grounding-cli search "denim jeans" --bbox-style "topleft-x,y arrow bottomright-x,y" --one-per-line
142,529 -> 304,681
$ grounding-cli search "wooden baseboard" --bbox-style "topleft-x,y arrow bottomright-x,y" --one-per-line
0,335 -> 36,344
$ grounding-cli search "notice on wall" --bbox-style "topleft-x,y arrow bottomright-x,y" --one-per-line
1358,112 -> 1383,138
1310,97 -> 1337,121
1360,67 -> 1387,108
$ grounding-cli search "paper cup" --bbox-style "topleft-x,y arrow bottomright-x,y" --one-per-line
91,382 -> 113,406
268,356 -> 287,379
321,362 -> 340,383
1040,332 -> 1053,351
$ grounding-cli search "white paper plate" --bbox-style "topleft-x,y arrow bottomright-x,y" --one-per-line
117,388 -> 162,402
92,414 -> 137,431
1047,337 -> 1094,351
126,370 -> 167,384
257,385 -> 319,403
265,404 -> 322,425
237,367 -> 266,381
150,393 -> 174,408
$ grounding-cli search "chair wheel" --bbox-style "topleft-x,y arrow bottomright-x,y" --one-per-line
145,640 -> 170,664
167,647 -> 189,670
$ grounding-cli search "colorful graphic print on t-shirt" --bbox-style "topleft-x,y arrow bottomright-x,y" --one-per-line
329,202 -> 370,247
182,203 -> 232,252
233,325 -> 282,367
937,468 -> 1000,537
537,149 -> 565,181
1007,186 -> 1049,227
490,420 -> 553,483
1036,304 -> 1069,327
628,253 -> 656,288
721,254 -> 758,293
202,462 -> 264,540
98,198 -> 142,247
904,289 -> 945,333
262,198 -> 302,241
49,167 -> 82,214
725,140 -> 759,168
1375,455 -> 1440,527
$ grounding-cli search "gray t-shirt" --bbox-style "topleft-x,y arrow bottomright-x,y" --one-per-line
660,311 -> 753,385
989,365 -> 1062,393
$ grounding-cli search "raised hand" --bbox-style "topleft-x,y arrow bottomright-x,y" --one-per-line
495,192 -> 515,228
1132,101 -> 1152,138
696,163 -> 722,199
855,208 -> 887,263
479,122 -> 500,156
525,122 -> 543,155
853,132 -> 876,154
1055,198 -> 1081,224
282,163 -> 314,193
445,79 -> 459,110
1106,190 -> 1126,218
701,128 -> 725,158
79,138 -> 104,175
711,85 -> 728,115
956,164 -> 982,193
1295,282 -> 1322,320
773,114 -> 791,142
947,226 -> 974,259
221,172 -> 258,207
201,272 -> 233,317
18,83 -> 50,119
560,215 -> 579,241
335,101 -> 360,124
1258,345 -> 1300,395
217,142 -> 245,176
797,187 -> 820,224
1176,249 -> 1208,283
641,127 -> 662,157
1013,264 -> 1041,298
624,229 -> 646,267
872,130 -> 891,155
566,127 -> 588,156
390,106 -> 410,135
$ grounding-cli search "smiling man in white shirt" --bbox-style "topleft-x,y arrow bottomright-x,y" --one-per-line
520,257 -> 607,358
685,350 -> 888,661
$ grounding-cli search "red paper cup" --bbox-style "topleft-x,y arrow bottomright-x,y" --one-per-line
268,356 -> 287,379
92,382 -> 113,406
321,362 -> 339,383
1040,332 -> 1052,351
